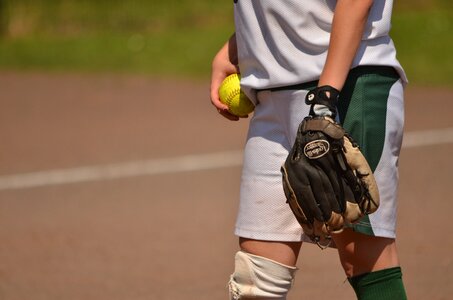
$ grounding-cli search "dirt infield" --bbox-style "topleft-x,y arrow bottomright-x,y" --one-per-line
0,72 -> 452,299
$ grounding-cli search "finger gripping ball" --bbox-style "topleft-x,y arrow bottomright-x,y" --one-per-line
218,74 -> 255,117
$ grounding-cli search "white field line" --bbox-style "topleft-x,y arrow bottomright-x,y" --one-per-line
402,127 -> 453,148
0,127 -> 452,191
0,151 -> 243,191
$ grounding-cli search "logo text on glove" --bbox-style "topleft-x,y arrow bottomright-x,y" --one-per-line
304,140 -> 330,159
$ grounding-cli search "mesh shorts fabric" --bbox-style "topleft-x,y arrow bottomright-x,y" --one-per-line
235,66 -> 404,242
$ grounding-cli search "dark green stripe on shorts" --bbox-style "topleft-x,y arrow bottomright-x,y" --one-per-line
338,66 -> 400,235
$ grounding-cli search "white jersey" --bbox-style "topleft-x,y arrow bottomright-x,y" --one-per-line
234,0 -> 407,101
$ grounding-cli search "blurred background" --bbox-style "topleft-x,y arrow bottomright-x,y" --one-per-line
0,0 -> 451,84
0,1 -> 452,300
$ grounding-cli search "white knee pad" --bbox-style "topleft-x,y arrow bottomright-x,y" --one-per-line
228,251 -> 297,300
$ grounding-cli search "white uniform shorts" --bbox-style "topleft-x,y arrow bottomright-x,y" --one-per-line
235,66 -> 404,243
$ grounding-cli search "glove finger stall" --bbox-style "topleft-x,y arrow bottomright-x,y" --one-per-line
342,135 -> 380,214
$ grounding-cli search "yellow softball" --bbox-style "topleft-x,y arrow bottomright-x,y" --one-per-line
218,74 -> 255,117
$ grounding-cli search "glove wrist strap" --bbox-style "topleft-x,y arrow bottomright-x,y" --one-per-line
305,85 -> 340,118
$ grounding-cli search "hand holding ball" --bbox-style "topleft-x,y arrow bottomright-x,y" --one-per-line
218,74 -> 255,117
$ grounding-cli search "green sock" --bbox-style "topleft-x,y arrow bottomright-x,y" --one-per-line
348,267 -> 407,300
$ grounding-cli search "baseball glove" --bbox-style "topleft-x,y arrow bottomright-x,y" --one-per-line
281,86 -> 379,248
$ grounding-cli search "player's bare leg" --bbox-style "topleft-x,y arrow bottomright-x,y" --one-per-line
332,228 -> 407,299
332,228 -> 399,276
239,238 -> 301,266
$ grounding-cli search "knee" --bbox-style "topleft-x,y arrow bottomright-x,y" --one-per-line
228,251 -> 297,300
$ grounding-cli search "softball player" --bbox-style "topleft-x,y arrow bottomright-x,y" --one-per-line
210,0 -> 408,299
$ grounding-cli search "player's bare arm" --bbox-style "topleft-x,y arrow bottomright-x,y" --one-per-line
210,33 -> 240,121
318,0 -> 374,90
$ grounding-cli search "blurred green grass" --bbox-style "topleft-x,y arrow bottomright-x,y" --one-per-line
0,0 -> 235,77
392,10 -> 452,86
0,0 -> 452,86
